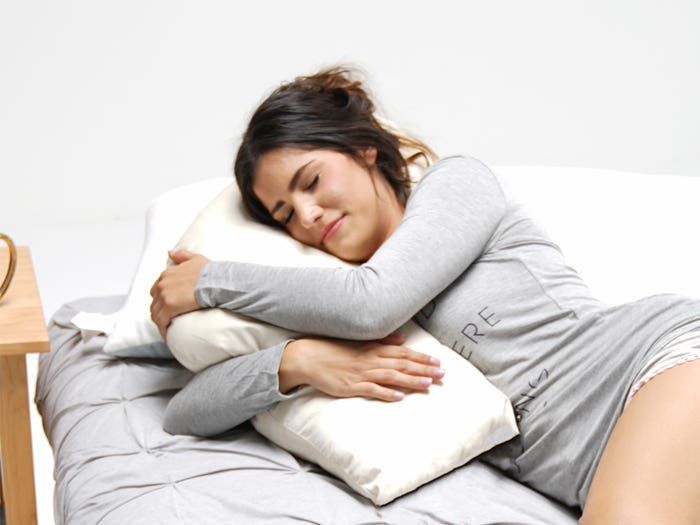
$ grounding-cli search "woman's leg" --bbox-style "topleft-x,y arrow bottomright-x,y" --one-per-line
580,359 -> 700,524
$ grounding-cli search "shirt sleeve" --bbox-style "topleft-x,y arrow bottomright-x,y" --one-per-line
195,155 -> 508,340
162,339 -> 305,437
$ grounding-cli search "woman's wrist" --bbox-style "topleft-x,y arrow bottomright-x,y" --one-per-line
278,339 -> 310,394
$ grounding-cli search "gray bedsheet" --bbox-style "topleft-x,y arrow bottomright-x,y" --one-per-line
35,296 -> 580,524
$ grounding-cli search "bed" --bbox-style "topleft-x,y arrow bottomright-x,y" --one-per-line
35,164 -> 700,524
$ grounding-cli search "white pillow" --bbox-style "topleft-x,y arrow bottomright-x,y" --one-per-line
95,128 -> 428,359
254,322 -> 518,505
166,183 -> 351,370
101,177 -> 232,358
167,182 -> 519,505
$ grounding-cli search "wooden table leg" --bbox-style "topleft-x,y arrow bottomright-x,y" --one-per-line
0,355 -> 38,525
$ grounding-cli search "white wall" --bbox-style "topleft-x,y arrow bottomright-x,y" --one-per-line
2,0 -> 699,230
2,4 -> 699,523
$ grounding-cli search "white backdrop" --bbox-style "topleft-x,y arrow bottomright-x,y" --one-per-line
2,0 -> 699,230
1,3 -> 699,523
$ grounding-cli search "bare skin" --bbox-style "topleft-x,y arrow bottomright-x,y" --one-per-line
278,333 -> 445,401
150,146 -> 402,337
580,359 -> 700,524
149,147 -> 443,403
150,250 -> 445,402
149,250 -> 208,340
150,146 -> 700,519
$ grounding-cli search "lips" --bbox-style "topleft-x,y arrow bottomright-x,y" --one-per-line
321,215 -> 345,244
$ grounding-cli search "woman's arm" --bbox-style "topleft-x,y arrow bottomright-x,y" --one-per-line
163,340 -> 300,436
195,156 -> 508,339
163,334 -> 444,437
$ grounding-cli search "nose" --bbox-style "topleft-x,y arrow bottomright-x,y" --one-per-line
297,201 -> 323,229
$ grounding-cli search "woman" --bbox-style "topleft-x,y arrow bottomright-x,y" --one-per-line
150,65 -> 700,523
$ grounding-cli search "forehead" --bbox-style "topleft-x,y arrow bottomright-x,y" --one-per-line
252,147 -> 332,208
253,147 -> 315,192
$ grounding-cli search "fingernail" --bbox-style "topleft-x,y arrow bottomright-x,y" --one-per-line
430,357 -> 441,366
433,368 -> 445,378
420,377 -> 432,387
393,391 -> 404,400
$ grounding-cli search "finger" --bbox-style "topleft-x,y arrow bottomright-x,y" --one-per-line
149,276 -> 161,298
363,369 -> 433,391
151,310 -> 165,340
378,358 -> 445,379
149,297 -> 157,323
149,293 -> 164,326
151,308 -> 170,340
354,382 -> 405,402
168,249 -> 195,264
151,305 -> 170,341
376,345 -> 441,367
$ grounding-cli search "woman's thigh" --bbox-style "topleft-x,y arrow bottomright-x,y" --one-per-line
580,359 -> 700,524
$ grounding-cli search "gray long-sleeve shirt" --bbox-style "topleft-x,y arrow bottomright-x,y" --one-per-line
163,155 -> 700,509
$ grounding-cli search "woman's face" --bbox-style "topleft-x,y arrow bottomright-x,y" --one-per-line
252,147 -> 404,262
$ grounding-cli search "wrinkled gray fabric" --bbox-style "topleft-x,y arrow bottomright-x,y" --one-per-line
163,338 -> 302,436
185,155 -> 700,509
36,296 -> 579,524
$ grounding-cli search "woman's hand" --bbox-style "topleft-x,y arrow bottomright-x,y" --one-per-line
279,332 -> 445,401
150,250 -> 210,340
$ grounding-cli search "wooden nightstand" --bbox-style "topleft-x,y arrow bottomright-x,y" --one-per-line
0,247 -> 49,525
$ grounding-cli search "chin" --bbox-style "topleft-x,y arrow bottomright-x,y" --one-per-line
339,253 -> 367,263
333,245 -> 372,264
325,248 -> 355,262
324,232 -> 377,263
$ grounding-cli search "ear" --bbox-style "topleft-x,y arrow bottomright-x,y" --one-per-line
361,146 -> 378,166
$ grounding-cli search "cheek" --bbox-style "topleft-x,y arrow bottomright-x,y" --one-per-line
349,177 -> 378,211
321,177 -> 351,206
287,225 -> 315,246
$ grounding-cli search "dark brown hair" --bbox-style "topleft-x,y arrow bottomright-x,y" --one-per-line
233,65 -> 437,227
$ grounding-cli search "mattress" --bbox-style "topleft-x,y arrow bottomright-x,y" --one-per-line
35,295 -> 580,524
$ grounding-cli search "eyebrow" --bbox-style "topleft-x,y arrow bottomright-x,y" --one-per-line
270,160 -> 314,216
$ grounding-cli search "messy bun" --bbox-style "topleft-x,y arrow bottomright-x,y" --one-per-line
234,64 -> 437,228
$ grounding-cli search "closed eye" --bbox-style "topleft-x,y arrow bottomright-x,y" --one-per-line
305,174 -> 319,190
281,174 -> 319,225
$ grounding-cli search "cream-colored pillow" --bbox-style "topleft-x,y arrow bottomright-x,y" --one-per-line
98,177 -> 232,358
253,321 -> 518,505
94,117 -> 429,360
168,182 -> 519,505
167,183 -> 348,371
